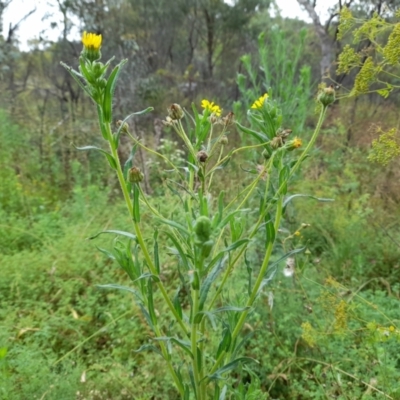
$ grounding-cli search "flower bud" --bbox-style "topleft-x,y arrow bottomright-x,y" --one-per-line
222,111 -> 234,126
117,120 -> 130,134
197,150 -> 208,163
270,136 -> 283,150
318,85 -> 336,107
286,137 -> 302,151
81,31 -> 102,62
128,167 -> 144,183
168,104 -> 184,120
219,136 -> 228,145
194,216 -> 212,243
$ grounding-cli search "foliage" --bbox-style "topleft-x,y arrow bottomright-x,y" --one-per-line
337,6 -> 400,165
236,26 -> 311,135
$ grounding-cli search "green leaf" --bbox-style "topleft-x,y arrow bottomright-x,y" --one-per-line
219,385 -> 228,400
154,337 -> 193,358
164,231 -> 192,271
283,194 -> 334,210
134,344 -> 163,357
216,328 -> 232,358
279,165 -> 290,195
89,230 -> 136,241
208,357 -> 258,381
123,144 -> 138,181
199,256 -> 228,310
97,283 -> 140,299
265,213 -> 275,247
60,62 -> 93,99
75,145 -> 116,169
132,183 -> 140,222
153,230 -> 160,274
212,306 -> 250,314
173,288 -> 183,320
236,121 -> 269,143
155,218 -> 190,236
103,60 -> 128,123
147,280 -> 157,325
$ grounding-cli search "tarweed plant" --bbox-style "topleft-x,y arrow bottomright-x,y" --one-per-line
61,32 -> 334,398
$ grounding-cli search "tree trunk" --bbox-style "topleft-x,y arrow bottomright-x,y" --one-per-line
297,0 -> 335,80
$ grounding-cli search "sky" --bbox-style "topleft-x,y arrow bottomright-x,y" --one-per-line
2,0 -> 338,51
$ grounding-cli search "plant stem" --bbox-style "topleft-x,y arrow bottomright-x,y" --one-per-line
191,287 -> 202,400
104,122 -> 188,396
104,122 -> 189,339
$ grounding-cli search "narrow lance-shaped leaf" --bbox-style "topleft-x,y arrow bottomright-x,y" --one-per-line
283,194 -> 334,213
147,280 -> 157,326
133,183 -> 140,223
75,145 -> 117,169
207,357 -> 258,381
60,62 -> 93,99
265,213 -> 275,247
199,256 -> 228,310
279,165 -> 290,195
102,59 -> 128,123
89,230 -> 136,241
216,327 -> 232,359
236,121 -> 270,143
153,230 -> 160,274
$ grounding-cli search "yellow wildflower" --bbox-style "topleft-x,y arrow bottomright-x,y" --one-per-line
82,31 -> 102,50
292,137 -> 302,148
251,93 -> 269,109
201,99 -> 221,117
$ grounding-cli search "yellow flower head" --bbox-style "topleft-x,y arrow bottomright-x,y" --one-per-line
251,93 -> 269,109
201,99 -> 221,117
292,137 -> 302,148
82,31 -> 102,50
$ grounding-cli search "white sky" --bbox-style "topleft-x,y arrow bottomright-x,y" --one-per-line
2,0 -> 338,51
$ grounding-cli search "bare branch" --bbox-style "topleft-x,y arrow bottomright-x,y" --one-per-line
6,7 -> 36,43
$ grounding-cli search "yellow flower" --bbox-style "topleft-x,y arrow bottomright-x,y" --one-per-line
292,137 -> 302,148
82,31 -> 102,50
201,99 -> 221,117
250,93 -> 269,109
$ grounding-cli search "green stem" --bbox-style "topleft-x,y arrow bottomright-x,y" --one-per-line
191,288 -> 202,400
104,122 -> 189,339
104,122 -> 187,396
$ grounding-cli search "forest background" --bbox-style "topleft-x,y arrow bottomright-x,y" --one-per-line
1,0 -> 400,399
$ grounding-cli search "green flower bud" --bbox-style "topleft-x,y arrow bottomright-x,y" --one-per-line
194,216 -> 212,243
219,135 -> 228,145
318,85 -> 336,107
116,120 -> 130,134
128,167 -> 144,183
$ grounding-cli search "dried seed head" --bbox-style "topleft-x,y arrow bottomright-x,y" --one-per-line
197,150 -> 208,163
168,103 -> 184,120
222,111 -> 234,126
